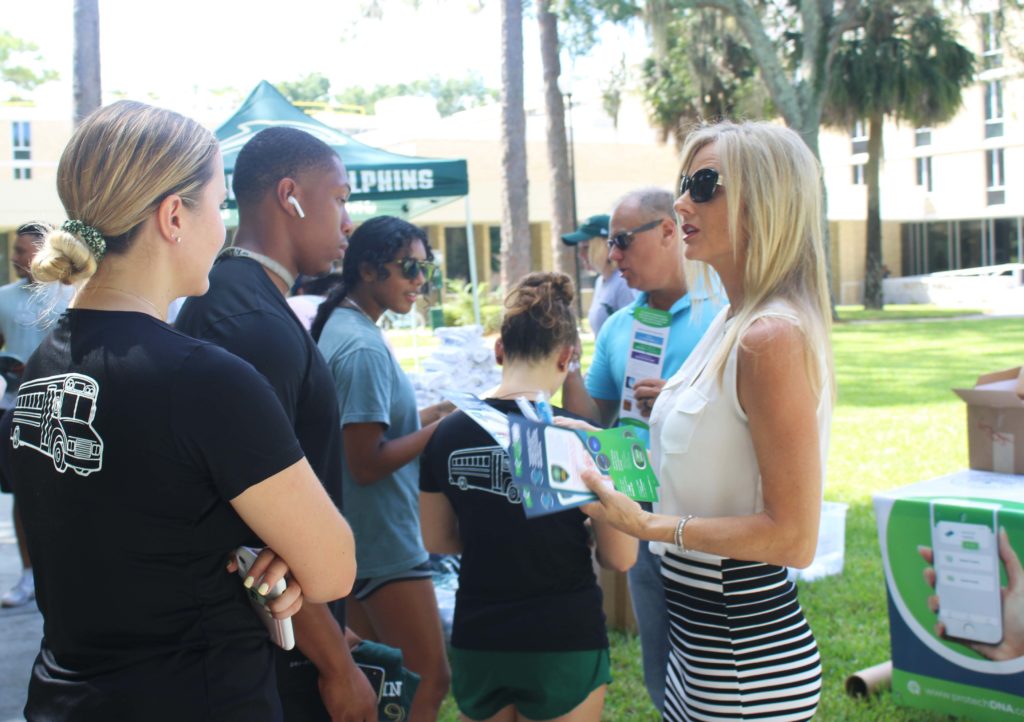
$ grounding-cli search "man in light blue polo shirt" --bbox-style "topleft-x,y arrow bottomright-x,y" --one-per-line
562,187 -> 722,714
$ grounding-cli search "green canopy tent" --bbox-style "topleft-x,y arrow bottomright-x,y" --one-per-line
217,81 -> 469,219
215,81 -> 481,323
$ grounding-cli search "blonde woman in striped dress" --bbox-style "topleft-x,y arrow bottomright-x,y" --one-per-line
577,121 -> 833,721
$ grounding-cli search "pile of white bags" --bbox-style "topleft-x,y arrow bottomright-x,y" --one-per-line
408,325 -> 501,408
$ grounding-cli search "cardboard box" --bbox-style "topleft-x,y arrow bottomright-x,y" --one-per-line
954,367 -> 1024,475
874,470 -> 1024,720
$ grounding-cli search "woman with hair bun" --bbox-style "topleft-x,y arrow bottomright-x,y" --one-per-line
419,271 -> 637,722
313,214 -> 453,722
5,100 -> 356,721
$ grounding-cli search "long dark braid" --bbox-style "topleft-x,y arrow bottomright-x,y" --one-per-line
310,216 -> 432,342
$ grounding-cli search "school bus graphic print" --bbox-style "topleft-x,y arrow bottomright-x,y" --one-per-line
447,445 -> 521,504
10,373 -> 104,476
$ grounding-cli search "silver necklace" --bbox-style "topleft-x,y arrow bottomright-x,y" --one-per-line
219,247 -> 296,290
343,297 -> 378,325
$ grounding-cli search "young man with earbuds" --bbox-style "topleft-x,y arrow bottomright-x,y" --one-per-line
176,127 -> 378,722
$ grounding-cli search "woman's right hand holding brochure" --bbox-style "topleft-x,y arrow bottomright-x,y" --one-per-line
919,527 -> 1024,661
578,468 -> 648,538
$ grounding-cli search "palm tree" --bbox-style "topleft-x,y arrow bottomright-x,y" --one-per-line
73,0 -> 101,126
499,0 -> 531,288
640,8 -> 768,146
537,0 -> 576,275
826,0 -> 974,309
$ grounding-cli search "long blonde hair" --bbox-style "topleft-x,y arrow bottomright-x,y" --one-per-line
33,100 -> 219,285
681,121 -> 834,399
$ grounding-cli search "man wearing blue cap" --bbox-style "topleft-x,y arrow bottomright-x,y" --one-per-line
562,214 -> 636,336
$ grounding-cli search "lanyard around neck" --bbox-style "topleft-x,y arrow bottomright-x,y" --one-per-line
219,247 -> 296,290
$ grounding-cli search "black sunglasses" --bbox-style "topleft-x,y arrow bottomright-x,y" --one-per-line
392,257 -> 436,282
678,168 -> 724,203
607,219 -> 663,251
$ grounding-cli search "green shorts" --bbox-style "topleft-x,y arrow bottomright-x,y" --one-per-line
449,647 -> 611,721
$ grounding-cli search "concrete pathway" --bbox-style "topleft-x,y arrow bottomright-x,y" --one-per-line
0,491 -> 37,722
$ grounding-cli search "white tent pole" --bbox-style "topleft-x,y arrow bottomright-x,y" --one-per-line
465,195 -> 482,327
412,299 -> 420,374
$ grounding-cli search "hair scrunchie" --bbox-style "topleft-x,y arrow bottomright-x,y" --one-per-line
61,219 -> 107,261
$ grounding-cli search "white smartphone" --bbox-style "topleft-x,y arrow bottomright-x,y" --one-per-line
234,546 -> 295,651
930,499 -> 1003,646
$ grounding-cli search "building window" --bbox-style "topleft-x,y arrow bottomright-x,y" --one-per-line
852,163 -> 865,185
987,149 -> 1005,206
985,81 -> 1003,138
12,121 -> 31,181
851,120 -> 868,155
915,157 -> 933,192
914,128 -> 932,146
981,11 -> 1003,70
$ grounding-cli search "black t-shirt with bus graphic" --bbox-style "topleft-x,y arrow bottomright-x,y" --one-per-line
4,309 -> 303,721
420,398 -> 608,652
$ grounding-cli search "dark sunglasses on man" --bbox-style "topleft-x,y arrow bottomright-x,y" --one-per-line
607,219 -> 663,252
678,168 -> 724,204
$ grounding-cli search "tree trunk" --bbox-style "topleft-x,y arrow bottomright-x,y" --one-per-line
73,0 -> 101,126
499,0 -> 531,290
537,0 -> 575,276
863,110 -> 885,309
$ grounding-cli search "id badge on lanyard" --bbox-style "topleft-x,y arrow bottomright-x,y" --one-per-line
619,306 -> 671,430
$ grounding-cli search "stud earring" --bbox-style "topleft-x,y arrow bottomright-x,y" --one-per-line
173,236 -> 182,244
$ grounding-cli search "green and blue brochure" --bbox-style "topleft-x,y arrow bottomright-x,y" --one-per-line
444,391 -> 660,519
508,414 -> 659,518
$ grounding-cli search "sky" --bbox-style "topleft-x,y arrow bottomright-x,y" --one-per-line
5,0 -> 650,121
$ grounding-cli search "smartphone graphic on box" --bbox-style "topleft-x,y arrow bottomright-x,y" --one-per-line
929,499 -> 1002,645
234,546 -> 296,651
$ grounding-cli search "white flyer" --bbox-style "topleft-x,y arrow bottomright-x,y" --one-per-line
618,306 -> 671,428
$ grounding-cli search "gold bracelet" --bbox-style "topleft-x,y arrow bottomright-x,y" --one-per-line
675,514 -> 694,551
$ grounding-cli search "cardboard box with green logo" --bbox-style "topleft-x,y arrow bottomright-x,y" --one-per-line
874,471 -> 1024,720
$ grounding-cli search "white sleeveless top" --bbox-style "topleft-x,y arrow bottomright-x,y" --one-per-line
648,300 -> 832,559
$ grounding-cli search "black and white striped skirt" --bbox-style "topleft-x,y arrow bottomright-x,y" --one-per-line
660,552 -> 822,721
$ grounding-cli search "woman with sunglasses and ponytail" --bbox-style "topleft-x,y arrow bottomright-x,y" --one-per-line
311,215 -> 451,722
575,121 -> 833,722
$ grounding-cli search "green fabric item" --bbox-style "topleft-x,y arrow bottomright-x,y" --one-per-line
449,647 -> 611,720
351,640 -> 420,722
61,220 -> 106,260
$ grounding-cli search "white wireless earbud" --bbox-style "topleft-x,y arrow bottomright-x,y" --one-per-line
287,196 -> 306,219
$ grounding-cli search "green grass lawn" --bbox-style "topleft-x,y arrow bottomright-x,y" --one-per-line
415,316 -> 1023,721
835,304 -> 984,322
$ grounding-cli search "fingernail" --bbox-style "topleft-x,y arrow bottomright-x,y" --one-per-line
243,576 -> 255,589
917,545 -> 927,553
257,582 -> 270,596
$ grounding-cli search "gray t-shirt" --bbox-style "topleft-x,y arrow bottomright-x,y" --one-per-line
318,305 -> 428,578
588,270 -> 637,336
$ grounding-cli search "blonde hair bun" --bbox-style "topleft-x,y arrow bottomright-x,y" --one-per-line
32,228 -> 98,285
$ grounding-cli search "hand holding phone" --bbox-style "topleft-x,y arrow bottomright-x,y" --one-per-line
234,546 -> 296,651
